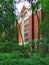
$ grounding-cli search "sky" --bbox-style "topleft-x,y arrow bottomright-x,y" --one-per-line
14,0 -> 31,16
16,1 -> 30,13
14,0 -> 37,16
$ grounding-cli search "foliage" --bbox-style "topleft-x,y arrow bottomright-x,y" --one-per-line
0,40 -> 18,53
0,0 -> 18,41
0,40 -> 32,58
31,0 -> 41,14
0,0 -> 49,65
31,0 -> 49,54
40,0 -> 49,40
0,52 -> 49,65
39,0 -> 49,54
0,39 -> 49,65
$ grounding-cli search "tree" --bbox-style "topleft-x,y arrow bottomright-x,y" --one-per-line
37,0 -> 49,54
41,0 -> 49,45
0,0 -> 18,41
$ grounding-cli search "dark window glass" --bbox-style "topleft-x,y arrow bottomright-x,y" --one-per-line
24,32 -> 28,37
24,37 -> 28,42
24,19 -> 28,26
24,19 -> 29,42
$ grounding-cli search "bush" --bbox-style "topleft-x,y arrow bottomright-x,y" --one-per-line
0,53 -> 33,65
0,41 -> 19,53
0,58 -> 33,65
0,39 -> 49,65
0,41 -> 32,58
32,53 -> 46,65
45,54 -> 49,65
0,52 -> 49,65
0,52 -> 23,60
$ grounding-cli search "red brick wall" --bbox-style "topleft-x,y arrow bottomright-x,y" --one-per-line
26,13 -> 39,40
34,9 -> 42,39
37,10 -> 42,19
17,22 -> 22,44
17,9 -> 42,44
28,15 -> 32,40
34,14 -> 38,39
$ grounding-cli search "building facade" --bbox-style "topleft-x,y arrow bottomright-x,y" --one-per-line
17,5 -> 42,45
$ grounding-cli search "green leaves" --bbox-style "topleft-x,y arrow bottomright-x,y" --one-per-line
0,0 -> 17,41
31,0 -> 41,14
41,0 -> 49,38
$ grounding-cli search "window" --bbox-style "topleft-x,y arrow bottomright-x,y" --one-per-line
24,19 -> 28,26
24,37 -> 28,42
24,27 -> 28,32
25,13 -> 28,17
24,19 -> 29,42
24,32 -> 28,37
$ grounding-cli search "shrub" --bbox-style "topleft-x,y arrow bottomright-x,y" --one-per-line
0,52 -> 22,60
45,54 -> 49,65
0,52 -> 49,65
31,52 -> 46,65
0,41 -> 32,58
0,41 -> 19,53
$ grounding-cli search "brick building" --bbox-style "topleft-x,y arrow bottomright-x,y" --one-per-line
17,5 -> 42,45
